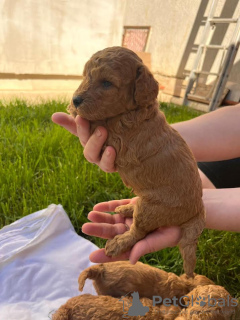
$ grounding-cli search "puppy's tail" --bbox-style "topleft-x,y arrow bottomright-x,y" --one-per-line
78,264 -> 104,292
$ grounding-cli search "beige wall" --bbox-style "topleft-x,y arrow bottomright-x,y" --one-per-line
124,0 -> 201,76
0,0 -> 125,74
0,0 -> 125,98
0,0 -> 239,102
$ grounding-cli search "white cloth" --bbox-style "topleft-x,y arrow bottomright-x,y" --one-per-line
0,204 -> 97,320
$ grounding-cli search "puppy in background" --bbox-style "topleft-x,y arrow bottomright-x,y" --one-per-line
52,294 -> 182,320
78,261 -> 214,300
53,262 -> 237,320
68,46 -> 205,277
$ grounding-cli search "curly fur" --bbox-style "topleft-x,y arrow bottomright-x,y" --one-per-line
52,294 -> 182,320
53,262 -> 237,320
176,285 -> 237,320
67,46 -> 206,277
78,261 -> 214,300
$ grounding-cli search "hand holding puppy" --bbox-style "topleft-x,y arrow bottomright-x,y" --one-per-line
52,112 -> 182,264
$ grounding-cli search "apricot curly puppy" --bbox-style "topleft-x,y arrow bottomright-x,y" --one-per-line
67,46 -> 205,277
176,285 -> 238,320
78,261 -> 214,300
53,262 -> 238,320
52,287 -> 237,320
52,294 -> 181,320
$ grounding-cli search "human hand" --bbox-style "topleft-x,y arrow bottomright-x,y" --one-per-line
51,112 -> 116,172
82,198 -> 182,264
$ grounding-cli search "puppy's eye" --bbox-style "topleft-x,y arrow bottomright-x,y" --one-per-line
102,80 -> 112,88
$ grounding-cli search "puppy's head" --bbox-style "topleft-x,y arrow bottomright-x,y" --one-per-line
68,46 -> 159,121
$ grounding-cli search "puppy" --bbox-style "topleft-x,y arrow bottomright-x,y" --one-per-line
175,285 -> 238,320
52,294 -> 181,320
52,286 -> 236,320
68,46 -> 205,277
78,261 -> 214,300
53,262 -> 237,320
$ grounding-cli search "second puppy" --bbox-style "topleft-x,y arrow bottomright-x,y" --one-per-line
78,261 -> 214,300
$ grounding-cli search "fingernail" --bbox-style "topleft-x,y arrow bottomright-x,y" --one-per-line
106,149 -> 111,156
95,128 -> 102,137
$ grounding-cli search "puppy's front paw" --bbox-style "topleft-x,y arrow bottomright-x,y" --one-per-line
115,204 -> 134,217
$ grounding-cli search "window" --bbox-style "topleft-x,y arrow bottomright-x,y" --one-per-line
122,26 -> 151,52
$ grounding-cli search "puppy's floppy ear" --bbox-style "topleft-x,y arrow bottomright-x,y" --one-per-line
134,65 -> 159,107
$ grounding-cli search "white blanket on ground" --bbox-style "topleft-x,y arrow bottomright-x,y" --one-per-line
0,204 -> 97,320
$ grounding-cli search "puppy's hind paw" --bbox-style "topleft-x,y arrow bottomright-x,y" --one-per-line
115,204 -> 134,218
105,237 -> 121,257
105,232 -> 136,257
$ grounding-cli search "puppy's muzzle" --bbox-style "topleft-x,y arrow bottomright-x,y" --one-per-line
73,95 -> 84,108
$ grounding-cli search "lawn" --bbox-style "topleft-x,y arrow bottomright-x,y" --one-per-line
0,99 -> 239,299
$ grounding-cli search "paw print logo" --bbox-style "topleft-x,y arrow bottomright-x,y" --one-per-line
196,296 -> 206,307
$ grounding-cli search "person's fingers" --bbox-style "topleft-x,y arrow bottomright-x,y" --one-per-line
93,198 -> 138,212
75,116 -> 116,172
75,116 -> 91,147
93,199 -> 131,212
82,126 -> 108,164
89,248 -> 130,263
51,112 -> 78,136
82,222 -> 129,239
98,146 -> 117,172
129,226 -> 182,264
87,211 -> 125,224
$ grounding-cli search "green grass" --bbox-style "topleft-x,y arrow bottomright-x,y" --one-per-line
0,99 -> 239,299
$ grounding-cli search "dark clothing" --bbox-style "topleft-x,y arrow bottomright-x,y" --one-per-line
198,157 -> 240,188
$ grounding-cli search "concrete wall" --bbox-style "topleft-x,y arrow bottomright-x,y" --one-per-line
0,0 -> 239,103
0,0 -> 125,99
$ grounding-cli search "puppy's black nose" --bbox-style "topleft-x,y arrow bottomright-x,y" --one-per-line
72,96 -> 84,108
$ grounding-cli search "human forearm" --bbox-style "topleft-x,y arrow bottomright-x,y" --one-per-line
52,105 -> 240,173
204,188 -> 240,232
172,105 -> 240,162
